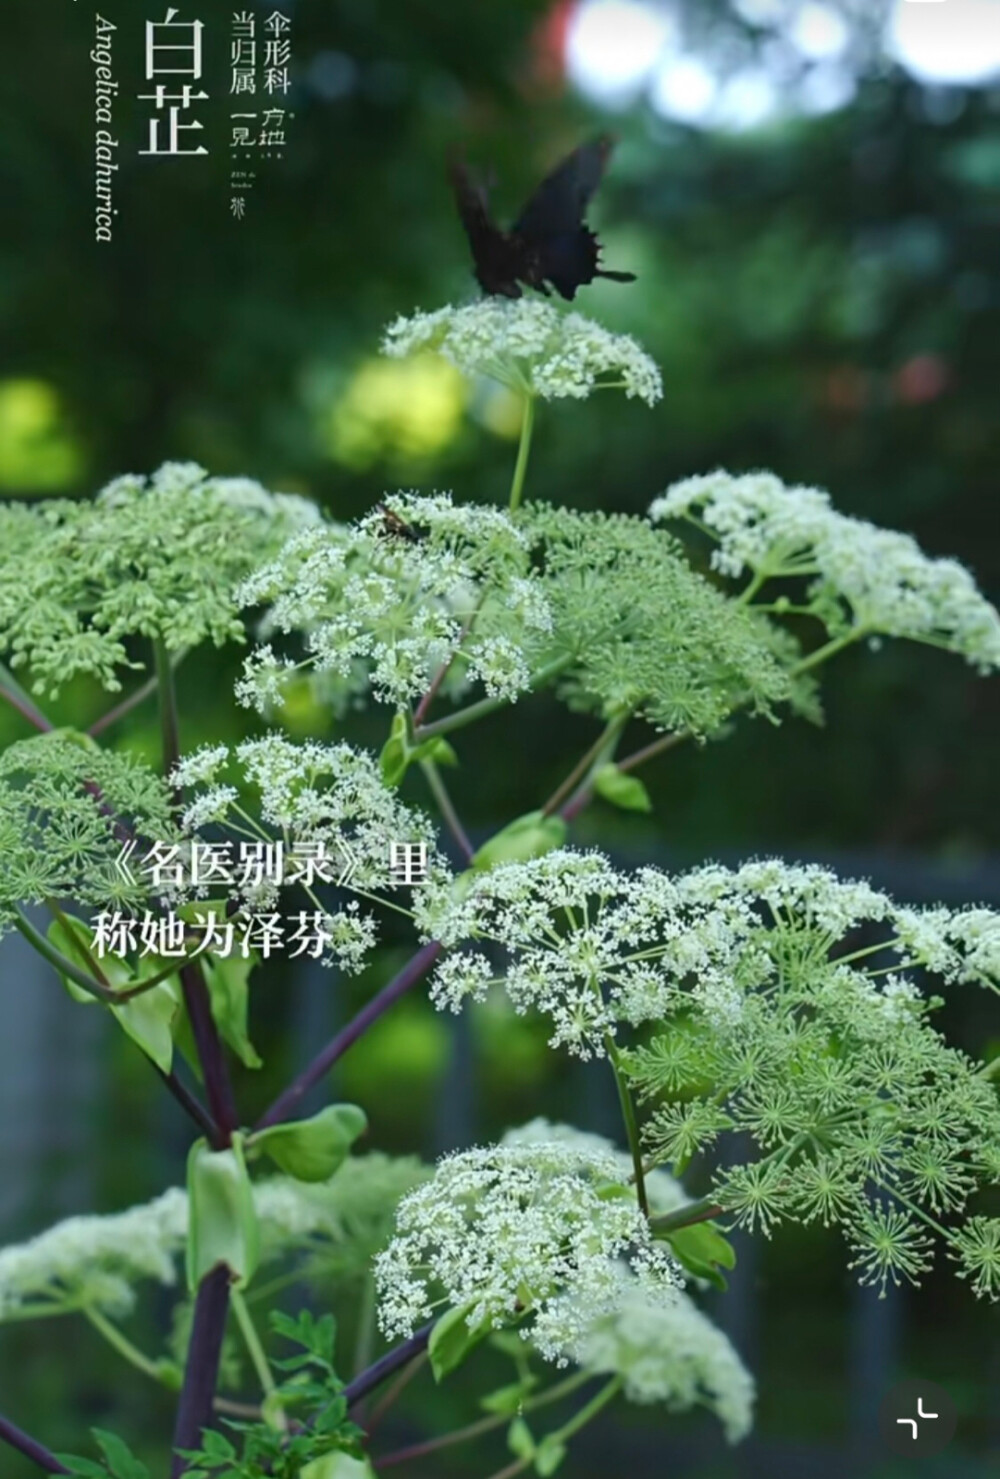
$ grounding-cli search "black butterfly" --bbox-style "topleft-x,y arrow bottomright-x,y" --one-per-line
449,135 -> 636,302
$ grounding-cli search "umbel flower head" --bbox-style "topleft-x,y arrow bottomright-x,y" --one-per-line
382,298 -> 663,405
373,1140 -> 682,1365
416,850 -> 1000,1296
569,1285 -> 755,1442
651,468 -> 1000,672
499,1120 -> 754,1439
172,735 -> 451,969
0,731 -> 178,935
235,492 -> 551,714
0,461 -> 322,696
235,494 -> 809,738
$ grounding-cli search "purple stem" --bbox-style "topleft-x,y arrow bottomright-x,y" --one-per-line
170,1265 -> 232,1477
0,1413 -> 68,1473
255,940 -> 443,1131
179,963 -> 239,1146
0,681 -> 53,735
156,1066 -> 219,1144
343,1323 -> 435,1410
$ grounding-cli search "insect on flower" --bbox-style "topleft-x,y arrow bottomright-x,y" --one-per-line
375,502 -> 427,544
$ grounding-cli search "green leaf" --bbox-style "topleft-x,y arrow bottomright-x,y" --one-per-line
381,713 -> 460,788
250,1104 -> 367,1182
47,914 -> 104,1004
480,1375 -> 539,1416
46,913 -> 181,1071
428,1302 -> 494,1381
507,1417 -> 535,1461
592,763 -> 652,813
186,1133 -> 260,1292
426,736 -> 458,767
111,980 -> 179,1074
301,1456 -> 377,1479
93,1429 -> 151,1479
471,810 -> 567,871
201,950 -> 262,1070
54,1460 -> 108,1478
535,1435 -> 568,1476
663,1221 -> 736,1290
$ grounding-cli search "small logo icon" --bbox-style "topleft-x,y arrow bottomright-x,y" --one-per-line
878,1379 -> 956,1457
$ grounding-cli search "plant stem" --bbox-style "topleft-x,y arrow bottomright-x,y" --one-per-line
551,1376 -> 622,1441
12,905 -> 116,1002
155,1066 -> 219,1141
152,636 -> 239,1144
414,655 -> 574,742
44,895 -> 112,988
83,1305 -> 170,1384
0,1411 -> 69,1474
605,1036 -> 648,1217
88,655 -> 187,738
542,713 -> 628,819
214,1397 -> 264,1419
155,636 -> 182,799
419,757 -> 474,862
648,1195 -> 725,1235
412,606 -> 483,729
231,1288 -> 286,1430
0,661 -> 54,733
481,1379 -> 622,1479
255,940 -> 443,1129
508,393 -> 536,512
364,1349 -> 429,1434
342,1322 -> 435,1410
170,1265 -> 231,1477
377,1370 -> 592,1467
615,728 -> 687,777
88,681 -> 159,738
180,962 -> 240,1143
154,636 -> 241,1478
790,630 -> 864,675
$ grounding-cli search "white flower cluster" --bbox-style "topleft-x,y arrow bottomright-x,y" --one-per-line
0,1157 -> 423,1324
0,1189 -> 187,1322
172,736 -> 449,961
96,462 -> 323,533
501,1117 -> 689,1219
373,1141 -> 681,1365
234,493 -> 553,712
415,850 -> 1000,1058
382,299 -> 663,405
650,469 -> 1000,671
570,1286 -> 755,1442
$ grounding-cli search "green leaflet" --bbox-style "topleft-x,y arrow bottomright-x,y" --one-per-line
508,1418 -> 565,1473
47,913 -> 181,1073
661,1221 -> 737,1291
471,809 -> 567,871
379,711 -> 457,788
201,950 -> 262,1070
186,1133 -> 260,1292
428,1301 -> 495,1381
301,1456 -> 377,1479
249,1104 -> 368,1183
592,763 -> 652,813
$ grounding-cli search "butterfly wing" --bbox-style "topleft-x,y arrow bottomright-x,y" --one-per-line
448,158 -> 524,299
512,134 -> 636,301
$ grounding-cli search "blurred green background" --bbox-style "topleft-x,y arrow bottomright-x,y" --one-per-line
1,0 -> 999,1474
